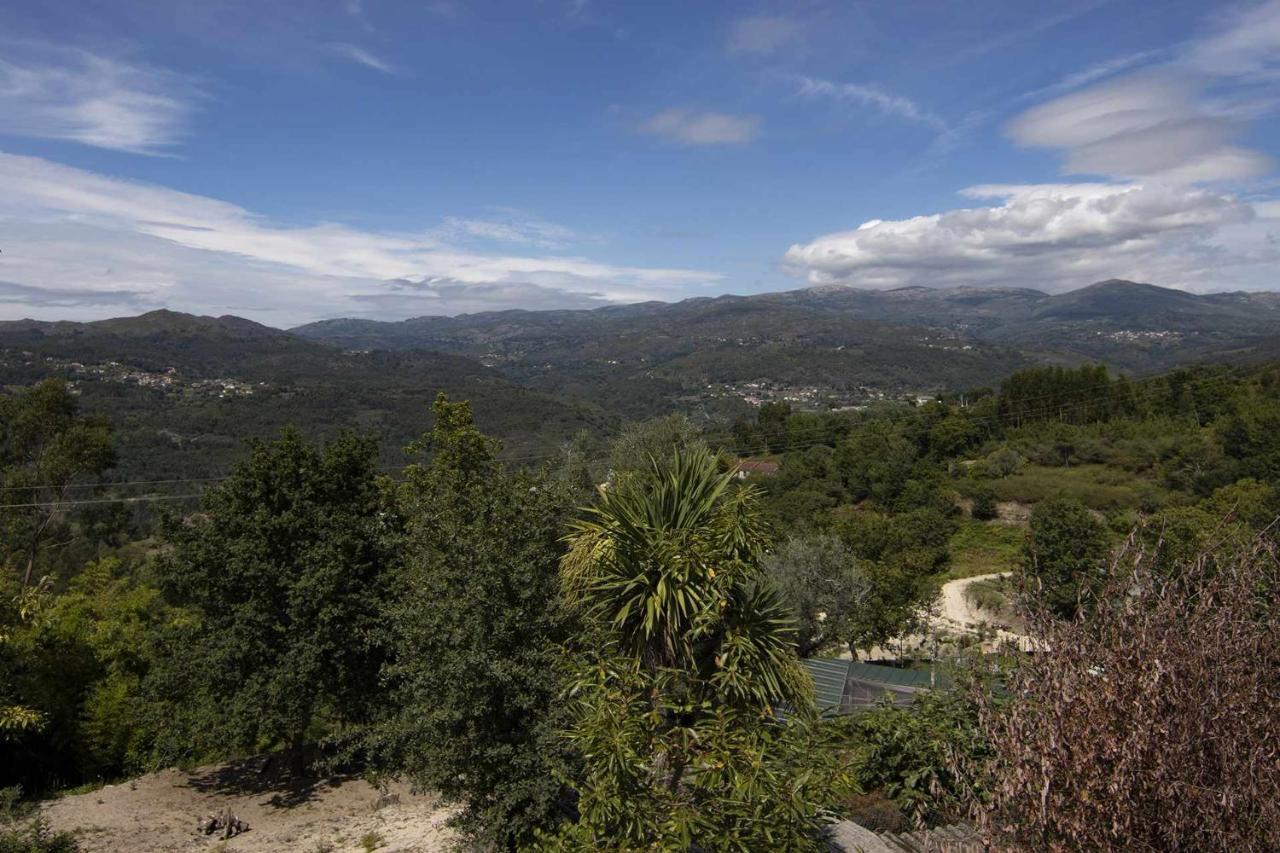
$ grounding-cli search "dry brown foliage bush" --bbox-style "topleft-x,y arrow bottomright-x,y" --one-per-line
972,531 -> 1280,851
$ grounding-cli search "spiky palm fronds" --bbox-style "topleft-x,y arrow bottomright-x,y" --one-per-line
561,448 -> 807,711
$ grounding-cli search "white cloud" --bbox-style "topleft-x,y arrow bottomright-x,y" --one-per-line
783,3 -> 1280,295
1007,2 -> 1280,184
436,214 -> 582,249
784,182 -> 1278,292
0,152 -> 720,324
796,76 -> 946,131
328,43 -> 397,74
1008,71 -> 1272,183
727,15 -> 805,56
0,44 -> 196,154
1018,50 -> 1166,102
640,108 -> 761,145
1187,0 -> 1280,78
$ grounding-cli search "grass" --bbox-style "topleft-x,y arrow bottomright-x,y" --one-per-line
360,832 -> 384,852
940,519 -> 1024,583
987,464 -> 1163,512
964,577 -> 1009,614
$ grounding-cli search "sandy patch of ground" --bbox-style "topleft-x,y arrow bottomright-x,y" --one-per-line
40,761 -> 457,852
851,572 -> 1033,661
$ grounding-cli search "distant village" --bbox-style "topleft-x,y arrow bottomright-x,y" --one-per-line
2,352 -> 265,399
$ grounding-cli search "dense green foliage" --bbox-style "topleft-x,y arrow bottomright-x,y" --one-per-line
3,351 -> 1280,847
547,451 -> 847,849
838,689 -> 988,827
377,396 -> 575,848
1021,498 -> 1111,618
0,381 -> 115,584
152,429 -> 390,770
763,535 -> 868,657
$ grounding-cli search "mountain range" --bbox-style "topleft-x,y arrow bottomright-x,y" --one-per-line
292,279 -> 1280,414
2,279 -> 1278,478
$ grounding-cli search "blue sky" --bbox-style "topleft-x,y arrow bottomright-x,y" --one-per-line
1,0 -> 1279,325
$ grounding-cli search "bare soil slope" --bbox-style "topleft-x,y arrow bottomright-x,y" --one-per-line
41,761 -> 456,852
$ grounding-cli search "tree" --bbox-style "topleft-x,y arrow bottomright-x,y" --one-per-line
548,661 -> 849,852
834,420 -> 919,507
154,428 -> 389,771
607,414 -> 706,482
1,558 -> 177,791
927,413 -> 979,459
763,535 -> 870,657
985,446 -> 1023,479
839,688 -> 988,828
0,576 -> 48,741
1021,498 -> 1110,618
970,485 -> 998,521
561,449 -> 808,706
0,380 -> 115,583
550,449 -> 842,848
378,395 -> 573,849
831,507 -> 955,650
757,401 -> 792,453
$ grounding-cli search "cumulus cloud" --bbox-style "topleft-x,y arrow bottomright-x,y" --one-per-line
0,152 -> 719,324
726,15 -> 805,56
785,4 -> 1280,294
784,183 -> 1277,292
796,76 -> 946,131
640,108 -> 761,145
0,44 -> 197,154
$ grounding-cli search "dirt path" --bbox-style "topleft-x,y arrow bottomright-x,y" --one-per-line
41,761 -> 457,852
932,572 -> 1032,650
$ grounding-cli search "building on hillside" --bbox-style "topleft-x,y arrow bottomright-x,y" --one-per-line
732,459 -> 779,479
802,658 -> 951,713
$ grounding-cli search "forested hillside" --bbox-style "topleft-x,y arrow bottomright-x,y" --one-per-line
0,311 -> 613,481
293,280 -> 1280,415
3,356 -> 1278,850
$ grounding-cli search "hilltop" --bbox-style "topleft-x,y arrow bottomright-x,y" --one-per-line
293,280 -> 1280,413
0,310 -> 612,479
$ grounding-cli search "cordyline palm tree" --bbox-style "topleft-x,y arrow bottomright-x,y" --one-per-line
561,448 -> 812,713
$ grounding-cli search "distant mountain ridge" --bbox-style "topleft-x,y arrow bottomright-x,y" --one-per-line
4,280 -> 1279,455
0,308 -> 612,478
294,279 -> 1280,341
288,280 -> 1280,414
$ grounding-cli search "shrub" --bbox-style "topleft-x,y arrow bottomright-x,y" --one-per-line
974,533 -> 1280,850
0,819 -> 79,853
970,486 -> 998,521
837,689 -> 988,828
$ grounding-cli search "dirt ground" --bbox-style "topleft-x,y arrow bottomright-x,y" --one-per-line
40,760 -> 457,852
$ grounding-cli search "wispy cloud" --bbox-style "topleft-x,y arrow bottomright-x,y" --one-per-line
726,15 -> 805,56
328,43 -> 397,75
796,76 -> 947,131
0,44 -> 198,154
0,153 -> 719,323
1018,50 -> 1166,103
437,213 -> 584,249
640,108 -> 761,146
1007,2 -> 1280,184
1187,0 -> 1280,78
786,4 -> 1280,294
